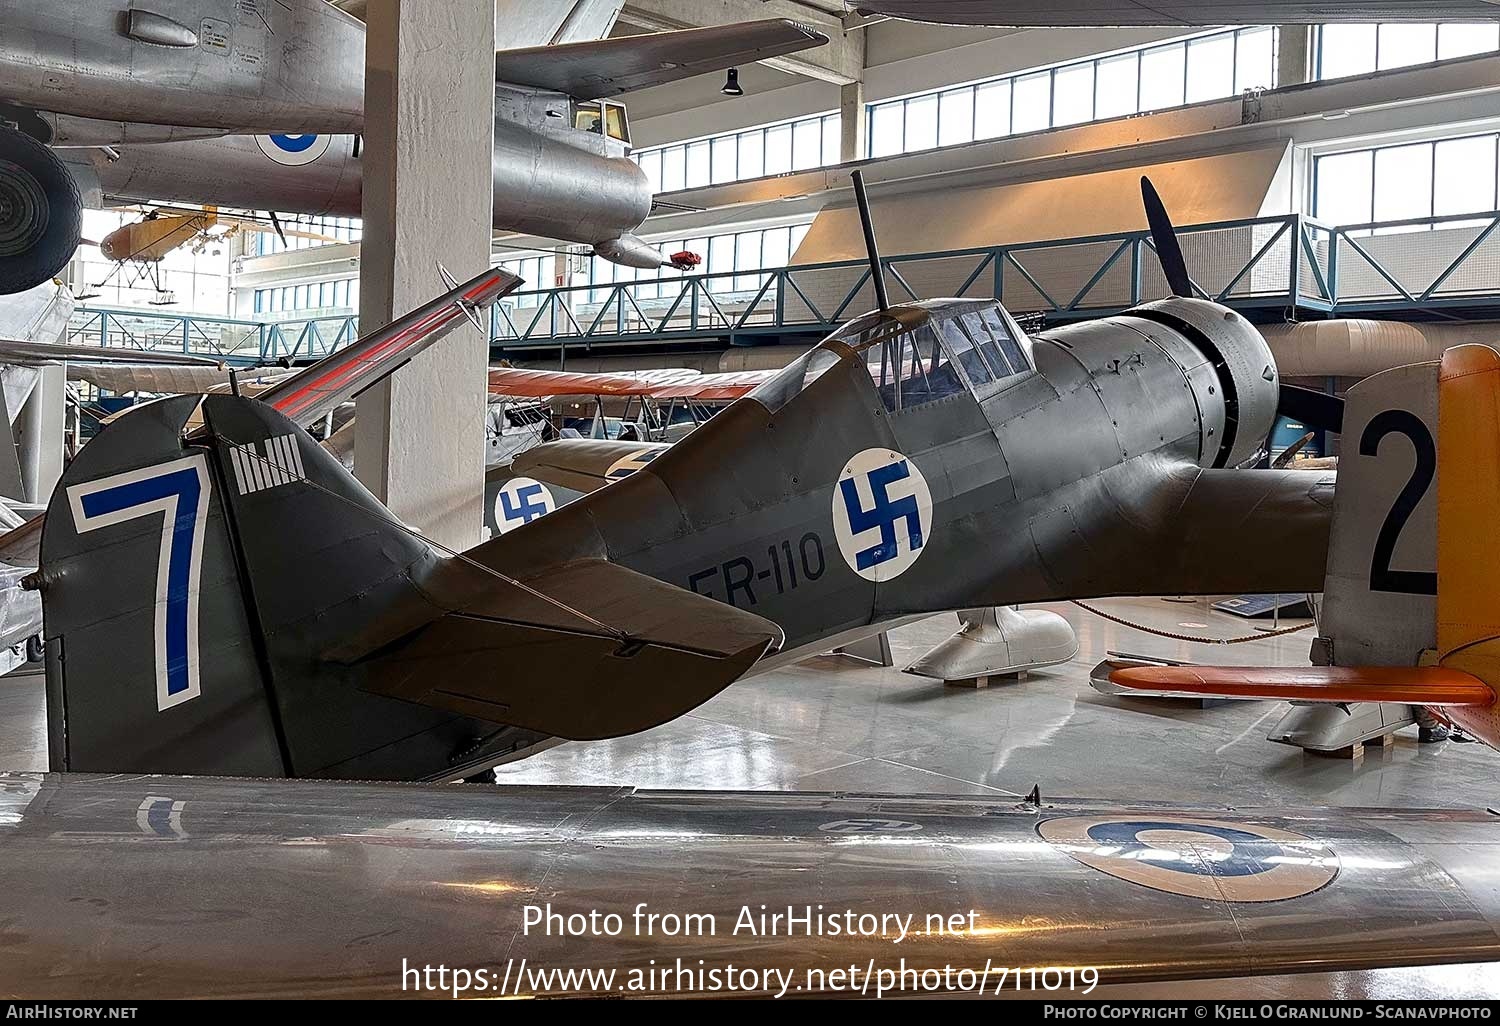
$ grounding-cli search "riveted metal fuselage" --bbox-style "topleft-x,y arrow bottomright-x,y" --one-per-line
477,297 -> 1324,663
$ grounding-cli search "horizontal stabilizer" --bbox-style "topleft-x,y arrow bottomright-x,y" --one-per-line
513,438 -> 670,494
496,20 -> 828,100
1110,665 -> 1495,707
355,557 -> 782,740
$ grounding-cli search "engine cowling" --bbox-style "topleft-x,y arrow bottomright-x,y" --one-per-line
1127,298 -> 1280,468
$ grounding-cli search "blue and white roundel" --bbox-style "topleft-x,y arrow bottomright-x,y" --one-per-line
256,134 -> 332,166
831,448 -> 933,583
493,477 -> 556,534
1037,816 -> 1339,902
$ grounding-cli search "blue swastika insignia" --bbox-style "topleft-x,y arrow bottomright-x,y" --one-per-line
501,483 -> 551,525
838,460 -> 924,570
831,448 -> 934,582
492,477 -> 556,535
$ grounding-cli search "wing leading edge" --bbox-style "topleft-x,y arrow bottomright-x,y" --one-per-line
851,1 -> 1500,27
496,20 -> 830,100
1111,665 -> 1495,706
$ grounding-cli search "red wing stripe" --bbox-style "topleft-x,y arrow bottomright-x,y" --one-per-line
268,271 -> 504,421
1110,665 -> 1496,706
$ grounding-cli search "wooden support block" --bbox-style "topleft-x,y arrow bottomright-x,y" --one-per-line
947,675 -> 991,689
1363,732 -> 1397,750
1307,742 -> 1364,761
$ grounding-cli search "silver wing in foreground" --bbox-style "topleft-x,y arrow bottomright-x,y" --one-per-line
2,773 -> 1496,997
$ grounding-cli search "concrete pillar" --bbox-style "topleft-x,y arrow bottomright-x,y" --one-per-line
355,0 -> 496,551
16,363 -> 64,504
840,80 -> 866,164
1277,25 -> 1314,87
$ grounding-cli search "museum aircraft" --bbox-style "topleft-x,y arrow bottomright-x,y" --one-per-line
1113,344 -> 1500,752
30,175 -> 1341,783
850,0 -> 1500,27
0,0 -> 828,293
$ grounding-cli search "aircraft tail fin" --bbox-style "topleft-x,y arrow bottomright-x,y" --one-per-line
39,391 -> 778,778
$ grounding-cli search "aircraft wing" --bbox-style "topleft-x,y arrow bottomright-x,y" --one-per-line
4,773 -> 1500,997
349,556 -> 783,740
852,1 -> 1500,26
1111,665 -> 1496,707
488,366 -> 774,401
496,20 -> 829,100
512,438 -> 671,494
257,267 -> 521,429
1132,466 -> 1338,596
0,337 -> 225,368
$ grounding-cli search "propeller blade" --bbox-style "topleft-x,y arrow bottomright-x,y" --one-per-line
1271,432 -> 1316,470
1279,384 -> 1345,434
1141,177 -> 1194,299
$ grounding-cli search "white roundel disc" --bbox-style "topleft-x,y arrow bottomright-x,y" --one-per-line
493,477 -> 556,534
256,134 -> 333,166
1037,815 -> 1339,903
831,448 -> 933,582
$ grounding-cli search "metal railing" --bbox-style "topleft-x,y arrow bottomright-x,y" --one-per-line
65,210 -> 1500,363
66,308 -> 360,365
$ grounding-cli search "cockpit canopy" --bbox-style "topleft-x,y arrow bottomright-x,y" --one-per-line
748,299 -> 1035,414
830,300 -> 1034,413
574,98 -> 631,145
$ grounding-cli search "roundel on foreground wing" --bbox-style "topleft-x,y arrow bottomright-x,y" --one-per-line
1037,815 -> 1339,902
256,134 -> 333,166
831,448 -> 933,583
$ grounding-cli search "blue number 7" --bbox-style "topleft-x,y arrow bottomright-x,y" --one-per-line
66,455 -> 212,712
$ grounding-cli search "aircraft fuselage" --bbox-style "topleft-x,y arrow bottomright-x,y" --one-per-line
0,0 -> 365,137
477,297 -> 1333,664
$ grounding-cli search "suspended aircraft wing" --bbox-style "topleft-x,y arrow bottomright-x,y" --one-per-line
74,365 -> 289,397
0,337 -> 225,368
488,366 -> 775,401
512,438 -> 671,494
851,1 -> 1500,26
496,20 -> 829,99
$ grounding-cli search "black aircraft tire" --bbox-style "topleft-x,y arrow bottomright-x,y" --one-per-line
0,125 -> 80,295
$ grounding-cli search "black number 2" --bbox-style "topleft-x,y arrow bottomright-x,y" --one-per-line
1359,409 -> 1438,596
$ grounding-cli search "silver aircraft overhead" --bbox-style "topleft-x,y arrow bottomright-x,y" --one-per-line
0,0 -> 829,292
851,0 -> 1500,26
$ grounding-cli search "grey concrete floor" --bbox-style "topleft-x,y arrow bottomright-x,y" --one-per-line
1,598 -> 1494,811
486,598 -> 1498,810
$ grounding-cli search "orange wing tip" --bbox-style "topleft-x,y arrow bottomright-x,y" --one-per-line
1108,665 -> 1496,707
